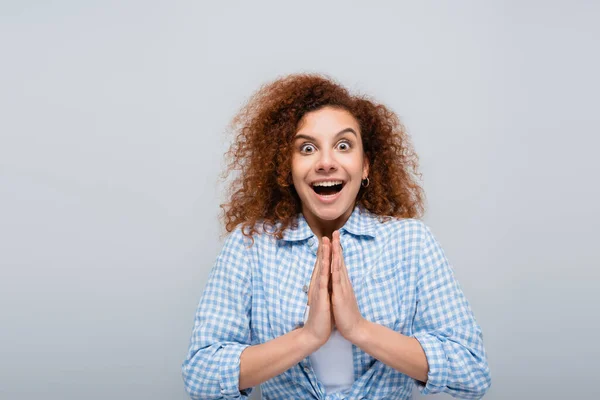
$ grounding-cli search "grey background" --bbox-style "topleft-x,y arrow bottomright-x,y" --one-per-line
1,1 -> 598,399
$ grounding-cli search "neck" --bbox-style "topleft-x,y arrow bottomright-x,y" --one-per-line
302,205 -> 355,240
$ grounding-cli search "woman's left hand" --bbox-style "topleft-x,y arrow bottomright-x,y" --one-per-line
330,230 -> 367,342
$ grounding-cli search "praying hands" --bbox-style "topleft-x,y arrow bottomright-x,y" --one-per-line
305,231 -> 367,346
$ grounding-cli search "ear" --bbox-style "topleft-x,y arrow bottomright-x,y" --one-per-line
362,156 -> 369,179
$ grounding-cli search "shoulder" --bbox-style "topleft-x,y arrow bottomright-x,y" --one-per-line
372,215 -> 432,244
222,220 -> 280,251
368,215 -> 444,262
370,217 -> 449,278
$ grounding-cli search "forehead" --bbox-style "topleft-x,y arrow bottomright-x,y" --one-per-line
296,107 -> 360,138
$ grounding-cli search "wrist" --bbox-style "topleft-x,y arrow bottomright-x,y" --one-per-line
297,327 -> 325,353
346,317 -> 371,346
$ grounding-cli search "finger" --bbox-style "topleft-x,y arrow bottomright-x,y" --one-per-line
308,239 -> 323,299
308,270 -> 318,307
334,231 -> 350,284
320,238 -> 330,290
322,237 -> 333,293
331,233 -> 342,288
331,232 -> 340,273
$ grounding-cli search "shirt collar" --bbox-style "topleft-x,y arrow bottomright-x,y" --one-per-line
282,205 -> 378,242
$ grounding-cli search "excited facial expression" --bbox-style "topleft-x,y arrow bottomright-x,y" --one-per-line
291,106 -> 369,237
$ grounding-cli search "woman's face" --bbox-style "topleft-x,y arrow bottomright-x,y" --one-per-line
291,106 -> 369,236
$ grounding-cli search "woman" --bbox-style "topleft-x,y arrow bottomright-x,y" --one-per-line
182,74 -> 491,399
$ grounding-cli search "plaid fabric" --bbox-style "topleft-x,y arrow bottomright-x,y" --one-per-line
182,206 -> 491,399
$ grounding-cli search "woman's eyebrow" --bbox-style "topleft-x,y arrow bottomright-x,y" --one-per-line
294,128 -> 357,141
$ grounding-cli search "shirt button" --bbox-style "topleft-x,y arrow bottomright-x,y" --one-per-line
308,237 -> 315,245
304,366 -> 310,373
302,284 -> 309,293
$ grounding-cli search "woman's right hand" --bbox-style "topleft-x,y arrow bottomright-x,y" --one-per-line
303,237 -> 333,348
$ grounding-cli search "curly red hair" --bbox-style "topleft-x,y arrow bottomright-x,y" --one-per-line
220,73 -> 425,240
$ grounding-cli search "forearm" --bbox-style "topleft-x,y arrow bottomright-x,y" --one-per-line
239,327 -> 320,390
350,319 -> 429,383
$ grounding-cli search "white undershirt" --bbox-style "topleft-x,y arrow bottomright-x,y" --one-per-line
304,306 -> 355,394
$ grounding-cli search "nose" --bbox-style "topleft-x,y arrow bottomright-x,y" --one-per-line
315,148 -> 338,173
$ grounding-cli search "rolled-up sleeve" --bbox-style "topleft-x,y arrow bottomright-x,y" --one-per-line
182,228 -> 253,400
412,224 -> 491,399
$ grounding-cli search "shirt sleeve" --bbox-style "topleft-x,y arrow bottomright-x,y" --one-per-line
182,228 -> 254,400
412,224 -> 491,399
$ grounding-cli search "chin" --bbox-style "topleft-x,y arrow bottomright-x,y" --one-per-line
313,210 -> 341,221
309,202 -> 351,221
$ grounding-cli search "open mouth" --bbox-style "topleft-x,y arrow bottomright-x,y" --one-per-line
311,181 -> 345,196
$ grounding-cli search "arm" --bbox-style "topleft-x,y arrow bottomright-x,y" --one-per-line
330,230 -> 429,384
410,224 -> 491,399
331,227 -> 490,398
182,230 -> 333,399
238,327 -> 320,390
239,237 -> 332,390
181,229 -> 254,400
349,319 -> 429,383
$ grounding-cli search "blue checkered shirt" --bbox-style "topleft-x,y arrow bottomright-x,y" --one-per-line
182,206 -> 491,399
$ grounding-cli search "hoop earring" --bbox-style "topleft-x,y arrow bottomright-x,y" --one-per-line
361,177 -> 370,188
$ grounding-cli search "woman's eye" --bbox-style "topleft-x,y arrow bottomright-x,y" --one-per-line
300,144 -> 315,153
337,141 -> 351,151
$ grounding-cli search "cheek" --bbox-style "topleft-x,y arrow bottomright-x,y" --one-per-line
291,158 -> 311,178
344,155 -> 365,175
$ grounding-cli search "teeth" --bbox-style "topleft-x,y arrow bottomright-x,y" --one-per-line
312,180 -> 343,187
